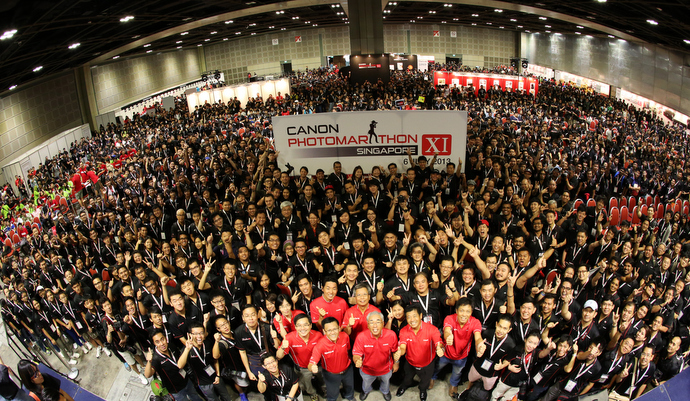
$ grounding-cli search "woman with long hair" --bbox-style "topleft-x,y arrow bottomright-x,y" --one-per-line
17,360 -> 74,401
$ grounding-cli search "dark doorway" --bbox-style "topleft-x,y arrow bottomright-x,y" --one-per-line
281,62 -> 293,74
446,56 -> 461,64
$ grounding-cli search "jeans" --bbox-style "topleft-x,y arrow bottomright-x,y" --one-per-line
432,355 -> 467,387
173,379 -> 205,401
322,364 -> 354,401
526,384 -> 550,401
199,380 -> 233,401
360,369 -> 392,395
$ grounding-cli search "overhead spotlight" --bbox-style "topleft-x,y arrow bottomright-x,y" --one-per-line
1,29 -> 18,40
596,0 -> 607,2
146,50 -> 152,53
494,9 -> 503,12
176,40 -> 183,44
143,44 -> 151,47
510,58 -> 518,67
539,16 -> 547,20
119,16 -> 134,22
685,39 -> 690,44
226,20 -> 234,23
608,35 -> 615,38
471,14 -> 479,17
214,70 -> 221,80
68,43 -> 80,49
202,74 -> 208,82
522,60 -> 528,68
181,32 -> 189,35
510,19 -> 517,22
9,85 -> 17,90
577,25 -> 584,29
647,19 -> 658,25
575,32 -> 581,35
211,31 -> 217,34
112,56 -> 120,59
33,66 -> 43,72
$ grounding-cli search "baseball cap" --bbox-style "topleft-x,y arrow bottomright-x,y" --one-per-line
478,219 -> 490,227
467,180 -> 477,186
583,300 -> 598,311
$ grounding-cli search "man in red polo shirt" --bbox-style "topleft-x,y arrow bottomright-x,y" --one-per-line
310,276 -> 348,330
342,284 -> 380,339
397,305 -> 444,401
432,297 -> 485,397
309,317 -> 355,401
276,314 -> 323,401
353,311 -> 399,401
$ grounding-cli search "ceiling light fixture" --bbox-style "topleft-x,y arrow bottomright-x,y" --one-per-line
176,40 -> 182,44
236,32 -> 241,35
226,20 -> 234,24
33,66 -> 43,72
647,19 -> 658,25
510,19 -> 517,22
685,39 -> 690,44
575,32 -> 581,35
545,25 -> 551,28
1,29 -> 18,40
204,39 -> 210,41
539,17 -> 547,20
517,25 -> 523,28
281,27 -> 286,30
596,0 -> 607,3
68,43 -> 80,49
119,16 -> 134,22
428,10 -> 436,14
143,44 -> 151,47
181,32 -> 189,35
471,14 -> 479,17
211,31 -> 217,34
197,44 -> 202,46
9,85 -> 17,90
146,50 -> 152,53
177,46 -> 182,49
494,9 -> 503,12
577,25 -> 584,29
113,56 -> 120,59
608,35 -> 615,38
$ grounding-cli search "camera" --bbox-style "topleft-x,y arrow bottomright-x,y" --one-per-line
398,196 -> 406,204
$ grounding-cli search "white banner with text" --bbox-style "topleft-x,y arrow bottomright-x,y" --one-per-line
273,110 -> 467,175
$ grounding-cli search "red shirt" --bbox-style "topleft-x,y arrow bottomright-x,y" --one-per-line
310,296 -> 348,325
353,328 -> 398,376
443,315 -> 481,360
341,304 -> 380,339
273,310 -> 305,335
284,330 -> 323,368
309,331 -> 351,373
398,322 -> 443,368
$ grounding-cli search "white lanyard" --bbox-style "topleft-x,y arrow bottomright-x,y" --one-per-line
325,246 -> 335,266
397,276 -> 410,292
362,271 -> 377,290
249,327 -> 263,350
417,293 -> 430,315
461,281 -> 476,296
193,343 -> 207,365
481,301 -> 495,325
156,349 -> 178,366
296,256 -> 309,274
489,335 -> 507,358
272,371 -> 287,392
519,320 -> 531,340
342,224 -> 351,239
387,248 -> 398,262
256,227 -> 265,243
635,364 -> 650,387
574,362 -> 594,380
132,314 -> 145,329
607,354 -> 623,374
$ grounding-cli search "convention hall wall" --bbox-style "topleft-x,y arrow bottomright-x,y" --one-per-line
203,24 -> 515,84
0,72 -> 83,168
91,49 -> 201,114
522,32 -> 690,117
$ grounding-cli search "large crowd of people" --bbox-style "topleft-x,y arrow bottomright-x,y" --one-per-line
0,65 -> 689,401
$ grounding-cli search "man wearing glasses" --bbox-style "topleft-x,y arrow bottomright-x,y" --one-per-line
277,314 -> 324,401
308,317 -> 355,401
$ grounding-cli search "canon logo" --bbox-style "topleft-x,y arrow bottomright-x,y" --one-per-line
287,124 -> 340,135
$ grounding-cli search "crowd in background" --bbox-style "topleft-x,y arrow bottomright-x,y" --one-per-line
0,65 -> 689,401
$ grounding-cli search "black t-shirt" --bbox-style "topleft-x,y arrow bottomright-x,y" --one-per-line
186,339 -> 217,386
259,364 -> 301,400
472,330 -> 515,377
234,323 -> 275,356
0,365 -> 18,399
401,289 -> 447,328
151,346 -> 189,394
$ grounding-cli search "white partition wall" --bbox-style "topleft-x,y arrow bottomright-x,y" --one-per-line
1,124 -> 91,195
185,79 -> 291,112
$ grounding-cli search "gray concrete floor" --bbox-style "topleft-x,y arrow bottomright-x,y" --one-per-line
0,321 -> 468,401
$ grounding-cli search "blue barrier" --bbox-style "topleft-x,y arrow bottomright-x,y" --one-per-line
636,367 -> 690,401
36,364 -> 106,401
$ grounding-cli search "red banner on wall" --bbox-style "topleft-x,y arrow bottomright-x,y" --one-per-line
433,71 -> 539,97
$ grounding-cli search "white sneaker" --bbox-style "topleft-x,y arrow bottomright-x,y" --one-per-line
72,352 -> 80,359
104,348 -> 112,357
57,351 -> 65,358
72,343 -> 78,350
68,359 -> 78,365
138,374 -> 148,385
86,342 -> 94,350
96,347 -> 102,358
81,346 -> 89,354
